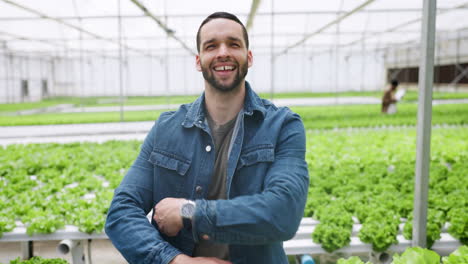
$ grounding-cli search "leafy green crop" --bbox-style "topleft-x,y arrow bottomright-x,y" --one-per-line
442,245 -> 468,264
0,213 -> 15,237
305,127 -> 468,252
0,140 -> 141,235
392,247 -> 440,264
334,245 -> 468,264
312,222 -> 352,253
358,208 -> 400,252
0,126 -> 466,254
312,203 -> 353,252
336,256 -> 370,264
7,257 -> 68,264
1,101 -> 467,127
403,209 -> 445,248
447,207 -> 468,244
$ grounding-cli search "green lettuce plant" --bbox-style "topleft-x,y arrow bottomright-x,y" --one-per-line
392,247 -> 440,264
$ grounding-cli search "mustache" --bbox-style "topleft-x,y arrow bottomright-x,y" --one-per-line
210,58 -> 238,66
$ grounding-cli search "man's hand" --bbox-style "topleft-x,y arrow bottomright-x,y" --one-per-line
154,198 -> 185,236
170,254 -> 232,264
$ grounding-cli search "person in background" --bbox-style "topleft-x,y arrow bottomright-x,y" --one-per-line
105,11 -> 309,264
381,79 -> 399,114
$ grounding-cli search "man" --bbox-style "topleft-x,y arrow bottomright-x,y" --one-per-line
105,12 -> 309,264
381,79 -> 399,114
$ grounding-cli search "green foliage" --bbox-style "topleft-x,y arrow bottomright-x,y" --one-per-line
8,257 -> 68,264
447,207 -> 468,244
1,125 -> 467,254
294,103 -> 468,130
1,100 -> 467,127
0,213 -> 15,237
403,210 -> 445,248
442,245 -> 468,264
312,222 -> 352,253
0,140 -> 141,236
336,256 -> 370,264
2,90 -> 467,113
0,110 -> 164,126
392,247 -> 440,264
335,246 -> 468,264
401,90 -> 468,101
305,127 -> 468,252
358,208 -> 400,252
312,203 -> 353,252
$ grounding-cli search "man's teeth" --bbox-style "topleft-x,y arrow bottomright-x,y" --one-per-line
214,66 -> 235,71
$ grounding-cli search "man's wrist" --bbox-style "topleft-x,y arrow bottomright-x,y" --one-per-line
169,254 -> 191,264
180,200 -> 196,228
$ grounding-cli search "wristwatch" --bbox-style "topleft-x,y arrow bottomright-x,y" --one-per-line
180,200 -> 196,229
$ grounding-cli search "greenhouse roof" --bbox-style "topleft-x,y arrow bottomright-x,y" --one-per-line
0,0 -> 468,57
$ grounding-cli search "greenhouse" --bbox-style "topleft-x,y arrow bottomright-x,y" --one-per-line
0,0 -> 467,264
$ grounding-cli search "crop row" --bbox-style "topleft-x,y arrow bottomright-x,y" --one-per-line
337,245 -> 468,264
0,127 -> 467,253
2,90 -> 467,113
2,245 -> 467,264
306,127 -> 467,252
1,100 -> 467,127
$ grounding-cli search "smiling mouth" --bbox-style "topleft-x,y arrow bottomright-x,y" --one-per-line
213,65 -> 236,71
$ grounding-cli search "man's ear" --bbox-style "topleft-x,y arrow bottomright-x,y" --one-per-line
195,55 -> 202,72
247,50 -> 253,68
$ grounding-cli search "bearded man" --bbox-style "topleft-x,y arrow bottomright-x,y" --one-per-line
106,11 -> 309,264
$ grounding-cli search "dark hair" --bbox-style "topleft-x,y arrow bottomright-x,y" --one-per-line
391,79 -> 399,87
196,12 -> 249,53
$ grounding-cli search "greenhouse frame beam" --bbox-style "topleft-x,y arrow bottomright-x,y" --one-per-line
344,1 -> 468,47
449,65 -> 468,85
0,30 -> 119,60
246,0 -> 261,31
0,30 -> 62,47
306,25 -> 468,58
1,8 -> 468,21
0,0 -> 155,58
129,0 -> 197,56
275,0 -> 375,57
412,0 -> 436,248
3,30 -> 421,43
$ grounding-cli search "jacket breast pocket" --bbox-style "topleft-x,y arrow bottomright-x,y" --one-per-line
237,144 -> 275,170
148,149 -> 191,197
234,145 -> 275,195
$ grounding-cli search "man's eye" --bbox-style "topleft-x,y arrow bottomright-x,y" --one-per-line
231,43 -> 240,47
206,45 -> 215,50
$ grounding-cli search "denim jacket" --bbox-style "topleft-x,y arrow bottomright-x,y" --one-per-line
105,82 -> 309,264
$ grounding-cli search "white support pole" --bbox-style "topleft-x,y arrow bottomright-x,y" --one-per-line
20,241 -> 32,260
269,0 -> 275,100
2,43 -> 10,103
412,0 -> 437,248
164,0 -> 170,106
118,0 -> 124,122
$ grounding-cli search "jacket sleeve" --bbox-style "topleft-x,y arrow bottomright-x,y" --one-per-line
105,120 -> 181,264
191,112 -> 309,245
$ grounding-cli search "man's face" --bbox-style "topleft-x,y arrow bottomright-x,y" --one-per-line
196,18 -> 252,93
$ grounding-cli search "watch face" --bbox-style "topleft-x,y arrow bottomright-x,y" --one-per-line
181,202 -> 195,218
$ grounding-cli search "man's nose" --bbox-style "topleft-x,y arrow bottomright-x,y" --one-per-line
216,44 -> 230,59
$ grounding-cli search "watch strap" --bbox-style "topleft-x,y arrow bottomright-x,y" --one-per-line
182,216 -> 192,229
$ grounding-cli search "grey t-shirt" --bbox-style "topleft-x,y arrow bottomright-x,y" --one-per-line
192,113 -> 237,260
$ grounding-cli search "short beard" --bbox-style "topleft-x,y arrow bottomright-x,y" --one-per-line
201,59 -> 248,93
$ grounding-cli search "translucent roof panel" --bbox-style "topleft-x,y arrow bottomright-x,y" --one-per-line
0,0 -> 467,57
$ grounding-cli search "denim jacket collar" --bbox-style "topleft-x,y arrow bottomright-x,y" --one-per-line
182,81 -> 266,128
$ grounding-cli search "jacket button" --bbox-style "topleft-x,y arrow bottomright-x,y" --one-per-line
195,186 -> 203,194
205,145 -> 212,152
